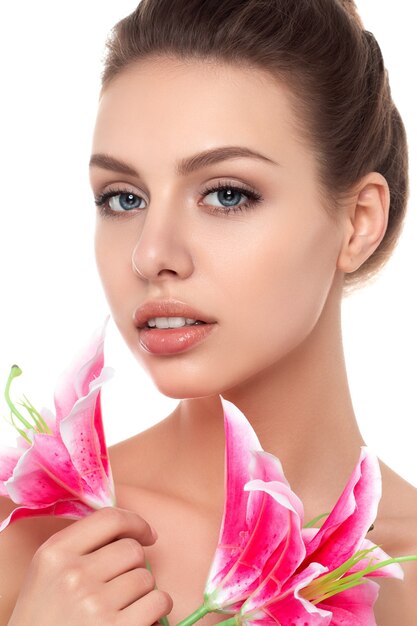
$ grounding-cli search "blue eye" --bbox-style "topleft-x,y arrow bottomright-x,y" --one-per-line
201,181 -> 263,215
94,190 -> 144,215
112,192 -> 143,211
94,180 -> 263,219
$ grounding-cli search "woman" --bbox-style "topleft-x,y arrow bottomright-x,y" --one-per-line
1,0 -> 416,624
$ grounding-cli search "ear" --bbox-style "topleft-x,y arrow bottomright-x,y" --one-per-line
337,172 -> 390,274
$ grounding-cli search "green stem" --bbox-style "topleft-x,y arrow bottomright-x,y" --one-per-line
19,393 -> 52,433
306,553 -> 417,604
312,578 -> 367,604
303,512 -> 330,528
377,555 -> 417,565
145,559 -> 171,626
4,365 -> 32,430
330,553 -> 417,587
175,603 -> 211,626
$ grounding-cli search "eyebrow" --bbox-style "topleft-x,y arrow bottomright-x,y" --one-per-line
89,145 -> 279,178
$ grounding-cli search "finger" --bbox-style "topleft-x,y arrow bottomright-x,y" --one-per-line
118,589 -> 173,625
43,507 -> 157,555
104,567 -> 156,610
83,537 -> 146,582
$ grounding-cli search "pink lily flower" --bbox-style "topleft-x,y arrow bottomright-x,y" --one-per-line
237,447 -> 404,626
203,398 -> 305,613
0,315 -> 116,532
177,396 -> 408,626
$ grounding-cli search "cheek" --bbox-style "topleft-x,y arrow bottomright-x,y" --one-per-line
215,211 -> 341,365
94,224 -> 132,314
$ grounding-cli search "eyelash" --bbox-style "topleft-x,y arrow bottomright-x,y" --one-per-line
93,180 -> 263,219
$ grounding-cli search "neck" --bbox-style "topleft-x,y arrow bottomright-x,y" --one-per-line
167,285 -> 365,522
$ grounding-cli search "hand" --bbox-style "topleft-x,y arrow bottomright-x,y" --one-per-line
7,507 -> 172,625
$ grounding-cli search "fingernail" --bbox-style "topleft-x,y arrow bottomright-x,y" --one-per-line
151,525 -> 159,540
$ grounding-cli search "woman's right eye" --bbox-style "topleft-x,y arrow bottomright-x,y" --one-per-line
94,189 -> 145,217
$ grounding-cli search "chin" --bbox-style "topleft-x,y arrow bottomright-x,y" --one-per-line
144,372 -> 224,400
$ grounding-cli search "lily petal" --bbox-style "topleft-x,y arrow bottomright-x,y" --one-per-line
0,499 -> 93,533
244,563 -> 332,626
59,367 -> 115,506
249,450 -> 290,486
205,396 -> 262,601
91,372 -> 113,480
303,447 -> 381,571
4,433 -> 95,506
241,478 -> 305,610
0,446 -> 24,495
208,484 -> 300,607
15,434 -> 34,449
53,315 -> 110,425
303,527 -> 403,579
37,406 -> 59,437
302,526 -> 319,544
320,578 -> 380,626
250,451 -> 304,521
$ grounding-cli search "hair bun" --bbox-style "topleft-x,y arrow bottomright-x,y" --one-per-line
339,0 -> 364,29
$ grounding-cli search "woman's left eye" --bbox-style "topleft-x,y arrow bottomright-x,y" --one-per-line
201,181 -> 263,215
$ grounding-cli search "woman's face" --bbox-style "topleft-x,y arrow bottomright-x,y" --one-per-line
90,57 -> 345,399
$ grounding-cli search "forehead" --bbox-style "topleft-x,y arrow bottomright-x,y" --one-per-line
91,57 -> 311,174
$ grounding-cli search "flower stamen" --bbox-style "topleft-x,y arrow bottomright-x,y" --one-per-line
4,365 -> 52,441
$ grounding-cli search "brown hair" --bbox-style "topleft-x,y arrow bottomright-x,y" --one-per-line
99,0 -> 409,295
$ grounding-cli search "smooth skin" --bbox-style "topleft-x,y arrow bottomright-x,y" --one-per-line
1,57 -> 416,625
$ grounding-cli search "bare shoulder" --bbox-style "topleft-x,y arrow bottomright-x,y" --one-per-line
378,459 -> 417,546
372,461 -> 417,625
0,496 -> 73,623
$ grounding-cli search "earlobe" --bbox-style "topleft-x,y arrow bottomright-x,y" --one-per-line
336,173 -> 390,274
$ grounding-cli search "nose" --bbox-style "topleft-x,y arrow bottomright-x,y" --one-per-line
131,202 -> 194,282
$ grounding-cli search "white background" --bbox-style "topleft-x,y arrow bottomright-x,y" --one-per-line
0,2 -> 415,486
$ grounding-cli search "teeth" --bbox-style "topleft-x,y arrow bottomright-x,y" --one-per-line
146,316 -> 204,329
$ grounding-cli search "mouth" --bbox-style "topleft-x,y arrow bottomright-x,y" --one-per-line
133,299 -> 217,330
137,319 -> 217,355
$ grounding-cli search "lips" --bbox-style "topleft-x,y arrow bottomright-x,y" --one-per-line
133,299 -> 217,329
